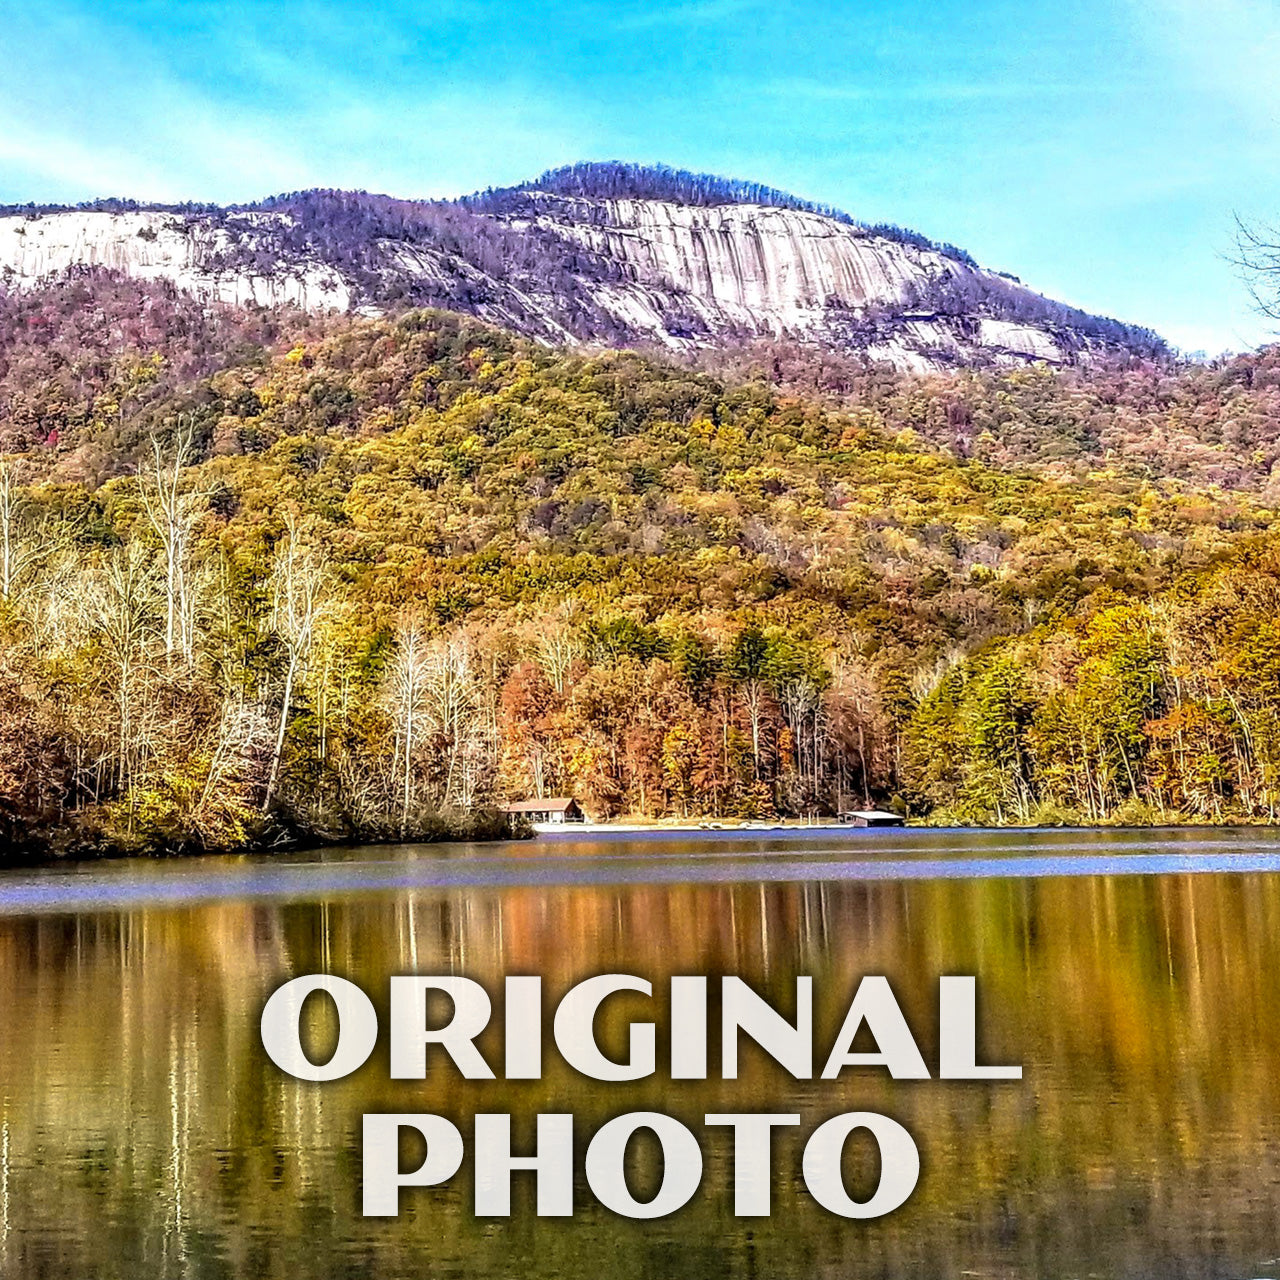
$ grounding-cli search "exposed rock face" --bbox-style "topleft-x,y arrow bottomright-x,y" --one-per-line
532,198 -> 949,313
0,210 -> 352,310
507,195 -> 1061,369
0,186 -> 1158,370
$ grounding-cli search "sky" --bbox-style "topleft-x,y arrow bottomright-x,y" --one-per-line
1,0 -> 1279,354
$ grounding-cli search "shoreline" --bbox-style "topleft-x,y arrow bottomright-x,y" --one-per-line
531,816 -> 1280,836
4,829 -> 1280,917
5,815 -> 1280,871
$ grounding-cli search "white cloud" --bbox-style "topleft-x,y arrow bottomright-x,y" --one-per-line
1133,0 -> 1280,138
0,122 -> 174,201
0,1 -> 587,204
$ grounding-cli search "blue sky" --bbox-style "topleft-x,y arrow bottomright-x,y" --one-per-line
1,0 -> 1278,354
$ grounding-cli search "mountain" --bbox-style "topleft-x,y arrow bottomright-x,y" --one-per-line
0,300 -> 1273,857
0,162 -> 1165,371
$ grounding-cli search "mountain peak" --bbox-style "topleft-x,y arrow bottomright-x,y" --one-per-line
470,160 -> 854,216
0,165 -> 1166,369
461,160 -> 980,268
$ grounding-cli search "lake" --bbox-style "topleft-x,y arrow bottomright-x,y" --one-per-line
2,826 -> 1280,1279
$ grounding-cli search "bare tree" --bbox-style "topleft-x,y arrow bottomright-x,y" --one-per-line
1234,215 -> 1280,323
85,543 -> 164,814
381,624 -> 495,827
776,670 -> 823,805
827,656 -> 886,810
262,521 -> 330,813
422,632 -> 489,810
534,606 -> 582,695
192,701 -> 274,841
137,419 -> 207,661
0,458 -> 59,605
386,618 -> 430,837
910,645 -> 966,702
23,551 -> 82,655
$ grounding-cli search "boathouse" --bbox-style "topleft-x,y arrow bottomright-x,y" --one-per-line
503,797 -> 586,824
837,809 -> 906,828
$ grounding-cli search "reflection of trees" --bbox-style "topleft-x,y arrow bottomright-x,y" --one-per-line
1,870 -> 1280,1277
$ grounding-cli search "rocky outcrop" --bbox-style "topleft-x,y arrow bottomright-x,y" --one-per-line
0,210 -> 351,310
503,195 -> 1082,367
0,186 -> 1158,370
527,198 -> 955,313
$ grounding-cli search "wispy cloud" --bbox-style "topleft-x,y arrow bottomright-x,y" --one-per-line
0,95 -> 309,205
0,126 -> 173,201
0,0 -> 586,203
0,0 -> 1274,352
1133,0 -> 1280,125
1127,0 -> 1280,208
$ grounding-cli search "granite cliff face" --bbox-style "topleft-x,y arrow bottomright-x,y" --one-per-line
504,194 -> 1086,367
0,167 -> 1162,369
529,197 -> 948,313
0,210 -> 352,310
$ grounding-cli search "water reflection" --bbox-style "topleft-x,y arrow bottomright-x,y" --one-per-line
1,836 -> 1279,1278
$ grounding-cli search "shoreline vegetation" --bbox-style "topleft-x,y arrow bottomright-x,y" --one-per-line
10,809 -> 1280,869
547,812 -> 1280,833
7,806 -> 529,865
1,285 -> 1280,863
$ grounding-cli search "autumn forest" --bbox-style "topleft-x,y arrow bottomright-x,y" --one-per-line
1,269 -> 1280,857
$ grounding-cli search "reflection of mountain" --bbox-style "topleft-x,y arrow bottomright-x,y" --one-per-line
1,855 -> 1279,1277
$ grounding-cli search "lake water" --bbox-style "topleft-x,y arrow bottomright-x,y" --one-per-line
2,826 -> 1280,1279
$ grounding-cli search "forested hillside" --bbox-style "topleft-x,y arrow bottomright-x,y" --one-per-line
0,271 -> 1278,857
704,341 -> 1280,491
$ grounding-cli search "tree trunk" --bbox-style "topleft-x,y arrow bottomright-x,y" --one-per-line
263,657 -> 296,814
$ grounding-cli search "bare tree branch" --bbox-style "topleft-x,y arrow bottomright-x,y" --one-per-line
1232,213 -> 1280,324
